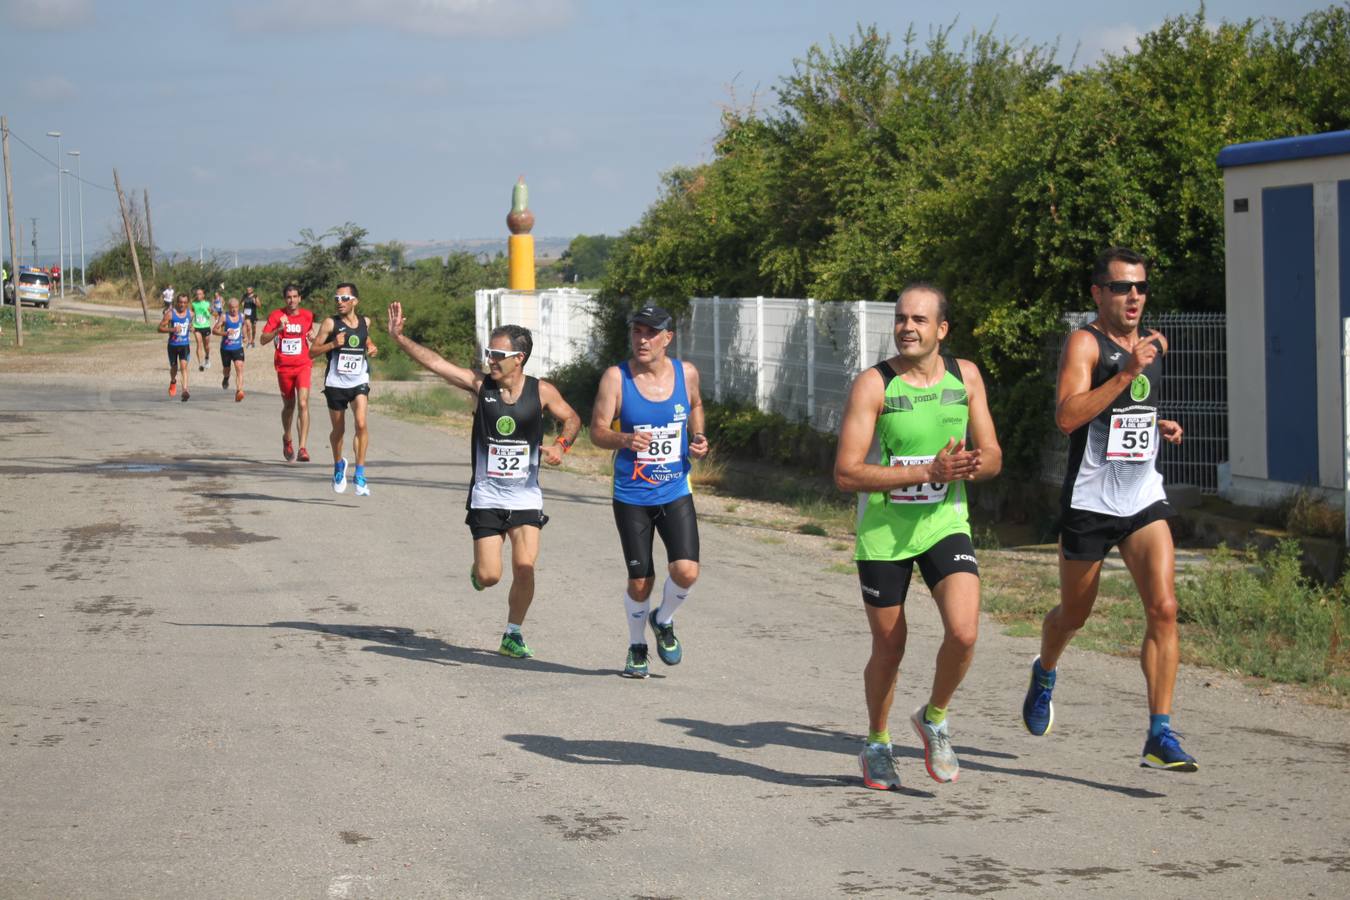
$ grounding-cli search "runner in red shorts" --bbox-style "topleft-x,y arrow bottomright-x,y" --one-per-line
260,283 -> 319,462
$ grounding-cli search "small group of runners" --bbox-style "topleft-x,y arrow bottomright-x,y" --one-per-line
153,245 -> 1198,788
835,246 -> 1196,792
158,284 -> 263,401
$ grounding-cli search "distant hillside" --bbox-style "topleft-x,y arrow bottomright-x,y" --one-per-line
166,236 -> 575,268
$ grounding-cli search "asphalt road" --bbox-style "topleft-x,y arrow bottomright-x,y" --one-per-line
1,371 -> 1347,898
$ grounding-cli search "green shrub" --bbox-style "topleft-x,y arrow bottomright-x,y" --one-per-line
1180,541 -> 1350,690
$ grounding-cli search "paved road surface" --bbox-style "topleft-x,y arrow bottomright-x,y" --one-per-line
1,372 -> 1347,898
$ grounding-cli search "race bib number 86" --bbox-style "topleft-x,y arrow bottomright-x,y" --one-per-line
636,423 -> 682,466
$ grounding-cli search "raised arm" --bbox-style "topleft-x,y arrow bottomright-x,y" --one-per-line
386,301 -> 480,393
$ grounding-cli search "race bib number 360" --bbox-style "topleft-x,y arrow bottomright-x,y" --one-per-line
636,423 -> 682,466
279,337 -> 302,355
888,455 -> 948,504
487,443 -> 529,479
1106,412 -> 1157,461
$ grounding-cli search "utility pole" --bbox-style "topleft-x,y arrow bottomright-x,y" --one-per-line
112,169 -> 149,323
29,218 -> 37,262
143,188 -> 156,283
2,116 -> 22,345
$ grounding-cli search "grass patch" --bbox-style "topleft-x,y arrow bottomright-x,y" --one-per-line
1,307 -> 153,355
369,343 -> 422,381
797,522 -> 828,537
981,543 -> 1350,703
372,385 -> 473,420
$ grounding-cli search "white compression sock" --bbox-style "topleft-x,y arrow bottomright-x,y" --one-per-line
624,592 -> 649,644
655,576 -> 690,625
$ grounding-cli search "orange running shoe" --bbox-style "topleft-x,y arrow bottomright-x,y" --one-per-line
168,382 -> 177,397
235,390 -> 245,403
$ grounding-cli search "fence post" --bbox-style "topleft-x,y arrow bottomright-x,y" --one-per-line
857,300 -> 867,372
713,296 -> 722,403
756,295 -> 765,408
806,298 -> 816,428
1344,318 -> 1349,544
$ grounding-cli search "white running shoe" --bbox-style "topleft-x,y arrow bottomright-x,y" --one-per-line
333,457 -> 348,493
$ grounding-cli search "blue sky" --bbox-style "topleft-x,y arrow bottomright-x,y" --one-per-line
0,0 -> 1331,263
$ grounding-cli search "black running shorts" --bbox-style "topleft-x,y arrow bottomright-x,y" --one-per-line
1059,499 -> 1173,561
612,494 -> 700,580
167,345 -> 190,366
855,532 -> 980,608
323,383 -> 370,411
220,348 -> 245,365
465,507 -> 549,540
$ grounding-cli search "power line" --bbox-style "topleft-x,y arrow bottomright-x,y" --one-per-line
6,127 -> 116,192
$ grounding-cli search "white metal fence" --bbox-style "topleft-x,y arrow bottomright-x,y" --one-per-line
476,291 -> 1228,491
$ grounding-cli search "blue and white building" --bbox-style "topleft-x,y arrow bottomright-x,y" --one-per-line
1218,130 -> 1350,505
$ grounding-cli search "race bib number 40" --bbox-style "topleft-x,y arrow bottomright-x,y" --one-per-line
487,443 -> 529,479
279,337 -> 302,356
888,455 -> 948,504
1106,412 -> 1157,461
636,423 -> 683,466
336,352 -> 364,374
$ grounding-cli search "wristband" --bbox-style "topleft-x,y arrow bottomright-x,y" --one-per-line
554,436 -> 573,453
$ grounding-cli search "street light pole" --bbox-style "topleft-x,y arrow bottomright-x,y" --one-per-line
61,169 -> 74,291
46,130 -> 63,299
68,150 -> 84,289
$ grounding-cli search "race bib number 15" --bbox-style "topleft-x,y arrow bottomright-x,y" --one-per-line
888,455 -> 948,504
279,337 -> 302,355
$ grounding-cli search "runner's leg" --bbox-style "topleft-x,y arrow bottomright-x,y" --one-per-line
296,386 -> 311,452
1039,553 -> 1103,671
928,572 -> 980,710
504,523 -> 540,628
864,603 -> 907,736
473,534 -> 505,588
328,405 -> 346,463
1118,519 -> 1179,716
351,394 -> 369,467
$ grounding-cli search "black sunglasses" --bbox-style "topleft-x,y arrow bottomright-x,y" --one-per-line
1099,280 -> 1149,295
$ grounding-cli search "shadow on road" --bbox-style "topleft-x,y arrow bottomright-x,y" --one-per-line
660,717 -> 1165,799
503,733 -> 863,790
168,620 -> 613,677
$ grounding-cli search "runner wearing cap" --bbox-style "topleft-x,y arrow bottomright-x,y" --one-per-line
589,305 -> 711,679
387,302 -> 581,659
260,284 -> 319,462
311,283 -> 377,496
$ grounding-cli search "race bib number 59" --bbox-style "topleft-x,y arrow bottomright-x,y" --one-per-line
888,455 -> 948,504
1106,412 -> 1157,461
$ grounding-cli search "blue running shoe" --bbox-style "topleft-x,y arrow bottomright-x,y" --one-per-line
1022,655 -> 1055,736
648,610 -> 682,665
354,474 -> 370,497
333,457 -> 348,494
1141,727 -> 1198,771
622,643 -> 650,679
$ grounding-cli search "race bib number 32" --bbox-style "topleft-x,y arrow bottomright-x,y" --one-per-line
888,455 -> 948,504
1106,412 -> 1157,461
487,443 -> 529,479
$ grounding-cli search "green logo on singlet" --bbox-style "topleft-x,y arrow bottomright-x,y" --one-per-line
347,334 -> 360,348
495,416 -> 516,436
1130,374 -> 1151,402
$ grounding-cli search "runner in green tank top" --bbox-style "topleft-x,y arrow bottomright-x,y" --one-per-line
835,282 -> 1003,790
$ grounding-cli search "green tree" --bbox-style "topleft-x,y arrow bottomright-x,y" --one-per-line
559,234 -> 617,282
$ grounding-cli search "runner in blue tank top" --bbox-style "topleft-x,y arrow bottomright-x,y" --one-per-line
212,297 -> 248,402
590,305 -> 711,678
157,293 -> 193,402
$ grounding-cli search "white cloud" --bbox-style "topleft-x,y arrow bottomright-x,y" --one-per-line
23,75 -> 77,102
1075,22 -> 1146,66
233,0 -> 576,38
5,0 -> 94,30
